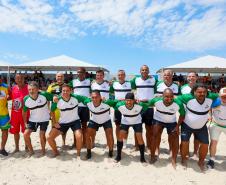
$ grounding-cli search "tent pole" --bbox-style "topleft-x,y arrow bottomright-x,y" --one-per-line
7,66 -> 10,86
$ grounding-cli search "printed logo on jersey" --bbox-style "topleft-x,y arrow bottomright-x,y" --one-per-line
13,98 -> 22,111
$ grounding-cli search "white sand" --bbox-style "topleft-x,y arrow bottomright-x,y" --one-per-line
1,123 -> 226,185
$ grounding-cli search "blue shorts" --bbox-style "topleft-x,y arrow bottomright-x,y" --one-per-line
120,123 -> 143,133
78,106 -> 90,123
27,121 -> 49,132
88,120 -> 112,131
181,123 -> 209,144
142,108 -> 154,125
114,110 -> 122,125
57,120 -> 81,134
152,119 -> 177,134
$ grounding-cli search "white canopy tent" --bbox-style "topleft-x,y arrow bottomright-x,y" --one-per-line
0,60 -> 12,71
156,55 -> 226,74
16,55 -> 109,72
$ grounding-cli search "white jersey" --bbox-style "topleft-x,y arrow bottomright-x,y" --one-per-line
156,81 -> 180,96
117,102 -> 143,125
91,81 -> 110,100
86,102 -> 111,124
71,78 -> 91,107
149,97 -> 185,123
212,103 -> 226,127
112,81 -> 132,100
131,76 -> 156,101
51,96 -> 80,124
24,92 -> 52,122
178,93 -> 218,129
181,84 -> 192,94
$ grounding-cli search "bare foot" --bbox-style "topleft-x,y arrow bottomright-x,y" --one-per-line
150,156 -> 157,164
28,151 -> 34,157
171,160 -> 176,169
181,159 -> 187,169
198,161 -> 205,172
51,151 -> 60,158
12,149 -> 20,154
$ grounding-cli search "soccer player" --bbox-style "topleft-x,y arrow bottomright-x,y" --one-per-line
47,84 -> 85,157
23,81 -> 53,156
156,69 -> 180,96
149,88 -> 185,168
10,73 -> 29,153
0,74 -> 10,156
110,70 -> 132,142
178,84 -> 218,171
130,65 -> 157,151
114,92 -> 147,163
207,87 -> 226,169
47,72 -> 66,146
69,67 -> 91,147
85,90 -> 116,160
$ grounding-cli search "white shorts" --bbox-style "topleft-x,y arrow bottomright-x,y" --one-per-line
209,122 -> 226,141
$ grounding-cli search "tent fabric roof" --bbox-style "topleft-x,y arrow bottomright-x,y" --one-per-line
156,55 -> 226,73
16,55 -> 109,72
0,60 -> 11,71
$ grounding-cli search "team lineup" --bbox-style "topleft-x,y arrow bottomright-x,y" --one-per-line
1,65 -> 225,172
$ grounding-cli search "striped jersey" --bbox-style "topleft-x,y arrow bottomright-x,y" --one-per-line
148,97 -> 185,123
178,93 -> 218,129
115,101 -> 148,125
110,81 -> 132,100
91,81 -> 110,100
23,92 -> 53,122
131,76 -> 157,101
51,94 -> 86,124
156,80 -> 180,96
69,78 -> 91,107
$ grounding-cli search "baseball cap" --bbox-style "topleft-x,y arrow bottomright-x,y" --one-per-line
219,87 -> 226,96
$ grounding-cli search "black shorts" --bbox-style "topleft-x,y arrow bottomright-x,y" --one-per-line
27,121 -> 49,132
57,120 -> 81,134
142,108 -> 154,125
88,120 -> 112,131
120,123 -> 143,133
78,106 -> 90,123
153,119 -> 177,134
114,110 -> 122,125
181,122 -> 209,144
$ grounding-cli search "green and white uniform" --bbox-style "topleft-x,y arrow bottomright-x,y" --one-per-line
51,94 -> 87,124
131,76 -> 157,100
23,92 -> 53,122
91,81 -> 110,100
181,84 -> 192,94
69,78 -> 91,107
148,97 -> 185,123
156,80 -> 180,96
110,81 -> 132,100
115,101 -> 148,125
178,93 -> 218,129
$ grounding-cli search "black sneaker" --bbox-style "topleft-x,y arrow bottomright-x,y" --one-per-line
207,159 -> 215,169
114,155 -> 121,163
0,149 -> 8,156
108,150 -> 113,158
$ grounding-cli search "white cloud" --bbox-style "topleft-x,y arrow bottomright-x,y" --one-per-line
0,52 -> 31,63
0,0 -> 226,51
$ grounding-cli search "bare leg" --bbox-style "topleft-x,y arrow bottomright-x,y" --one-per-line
181,141 -> 189,168
150,125 -> 162,164
198,143 -> 208,171
74,129 -> 83,157
40,131 -> 46,155
47,128 -> 61,157
23,129 -> 34,156
86,128 -> 96,159
81,122 -> 87,147
168,132 -> 179,169
13,133 -> 20,153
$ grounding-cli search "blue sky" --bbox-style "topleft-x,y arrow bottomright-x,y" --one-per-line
0,0 -> 226,74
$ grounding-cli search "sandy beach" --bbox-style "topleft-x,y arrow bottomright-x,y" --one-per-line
1,120 -> 226,185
